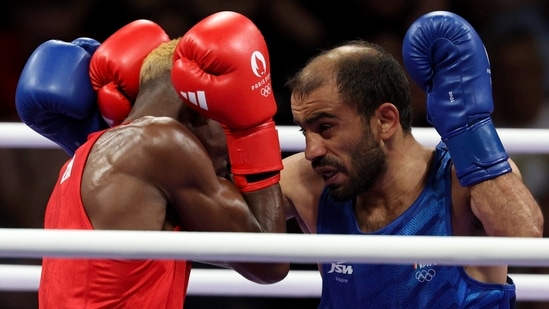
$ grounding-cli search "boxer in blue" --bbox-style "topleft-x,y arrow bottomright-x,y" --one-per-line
280,11 -> 544,308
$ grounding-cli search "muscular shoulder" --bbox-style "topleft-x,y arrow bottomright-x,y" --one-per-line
136,116 -> 202,150
282,152 -> 318,185
281,152 -> 324,232
93,116 -> 211,183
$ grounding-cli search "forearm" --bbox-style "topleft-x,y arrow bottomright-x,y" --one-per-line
403,12 -> 544,238
470,172 -> 543,237
228,184 -> 289,284
242,183 -> 287,234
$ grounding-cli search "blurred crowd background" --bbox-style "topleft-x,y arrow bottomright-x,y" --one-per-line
1,0 -> 549,308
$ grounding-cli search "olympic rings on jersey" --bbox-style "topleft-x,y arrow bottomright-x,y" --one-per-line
260,85 -> 271,97
415,268 -> 436,282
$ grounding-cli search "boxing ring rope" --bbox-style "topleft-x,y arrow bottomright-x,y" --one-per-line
2,122 -> 549,301
2,122 -> 549,153
0,229 -> 549,301
1,266 -> 548,302
3,229 -> 549,264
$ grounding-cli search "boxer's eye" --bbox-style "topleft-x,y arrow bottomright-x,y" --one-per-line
319,124 -> 332,133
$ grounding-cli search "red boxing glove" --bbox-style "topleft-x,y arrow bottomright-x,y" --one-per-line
90,20 -> 170,126
172,11 -> 281,192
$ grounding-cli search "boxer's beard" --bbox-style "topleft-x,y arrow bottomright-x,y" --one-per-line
323,128 -> 386,201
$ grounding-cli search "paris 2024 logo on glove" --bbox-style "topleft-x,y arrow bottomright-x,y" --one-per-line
250,51 -> 271,98
178,50 -> 272,111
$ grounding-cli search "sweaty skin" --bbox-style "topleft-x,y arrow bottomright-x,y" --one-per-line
80,73 -> 289,284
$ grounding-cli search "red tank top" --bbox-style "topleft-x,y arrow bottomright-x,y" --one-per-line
39,130 -> 191,309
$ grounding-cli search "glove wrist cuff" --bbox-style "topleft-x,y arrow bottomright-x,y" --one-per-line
225,120 -> 283,191
443,118 -> 512,186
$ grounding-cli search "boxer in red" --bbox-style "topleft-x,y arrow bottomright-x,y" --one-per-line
16,13 -> 289,309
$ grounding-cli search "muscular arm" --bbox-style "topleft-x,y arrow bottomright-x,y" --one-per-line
469,159 -> 544,237
84,117 -> 287,284
150,119 -> 289,284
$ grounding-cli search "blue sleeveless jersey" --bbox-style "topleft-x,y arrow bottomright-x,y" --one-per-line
317,142 -> 515,309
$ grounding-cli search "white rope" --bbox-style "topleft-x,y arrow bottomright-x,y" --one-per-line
0,264 -> 39,292
1,122 -> 549,153
0,265 -> 546,301
0,123 -> 58,149
1,229 -> 549,267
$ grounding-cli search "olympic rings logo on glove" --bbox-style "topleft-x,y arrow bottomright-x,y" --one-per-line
415,268 -> 436,282
260,85 -> 271,97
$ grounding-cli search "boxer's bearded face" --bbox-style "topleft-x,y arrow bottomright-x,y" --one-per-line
314,122 -> 386,200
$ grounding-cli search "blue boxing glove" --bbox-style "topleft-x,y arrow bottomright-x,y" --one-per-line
15,38 -> 108,156
402,11 -> 511,186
